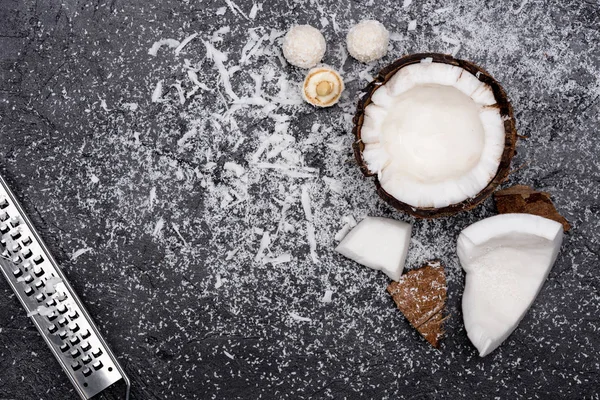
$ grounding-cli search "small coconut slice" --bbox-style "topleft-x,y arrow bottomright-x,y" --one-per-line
457,213 -> 564,357
353,53 -> 517,218
387,260 -> 447,347
335,216 -> 411,281
302,67 -> 344,107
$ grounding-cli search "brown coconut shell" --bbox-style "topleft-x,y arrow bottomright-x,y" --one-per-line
352,53 -> 518,218
387,260 -> 447,348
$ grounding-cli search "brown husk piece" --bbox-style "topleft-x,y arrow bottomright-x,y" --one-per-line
494,185 -> 571,231
387,260 -> 447,348
352,53 -> 518,218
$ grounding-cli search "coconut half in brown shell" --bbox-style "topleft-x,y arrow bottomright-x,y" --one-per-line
352,53 -> 517,218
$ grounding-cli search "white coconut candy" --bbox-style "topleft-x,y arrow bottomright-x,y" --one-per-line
360,60 -> 506,209
335,216 -> 412,281
346,20 -> 389,63
282,25 -> 326,68
457,214 -> 564,357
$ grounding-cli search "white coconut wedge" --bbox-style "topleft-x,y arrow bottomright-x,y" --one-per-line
335,216 -> 412,281
353,53 -> 517,218
457,213 -> 564,357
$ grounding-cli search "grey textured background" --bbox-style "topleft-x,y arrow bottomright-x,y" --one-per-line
1,0 -> 599,399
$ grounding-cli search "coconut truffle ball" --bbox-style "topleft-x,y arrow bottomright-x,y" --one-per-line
346,20 -> 389,63
282,25 -> 326,68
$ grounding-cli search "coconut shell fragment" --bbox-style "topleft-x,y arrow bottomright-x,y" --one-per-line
387,260 -> 447,348
494,185 -> 570,232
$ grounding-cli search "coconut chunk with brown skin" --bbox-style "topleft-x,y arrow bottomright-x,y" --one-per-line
387,260 -> 447,348
335,216 -> 411,281
359,58 -> 508,210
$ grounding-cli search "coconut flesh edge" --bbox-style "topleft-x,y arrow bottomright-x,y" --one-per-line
457,213 -> 564,357
360,61 -> 506,209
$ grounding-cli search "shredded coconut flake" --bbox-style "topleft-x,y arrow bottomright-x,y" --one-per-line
321,290 -> 334,303
224,161 -> 245,177
71,247 -> 92,261
289,312 -> 311,322
262,253 -> 292,265
151,80 -> 163,103
175,33 -> 198,55
254,231 -> 271,261
148,38 -> 180,57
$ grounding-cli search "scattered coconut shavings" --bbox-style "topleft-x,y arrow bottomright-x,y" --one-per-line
435,6 -> 452,13
323,177 -> 343,194
387,260 -> 447,348
223,351 -> 235,359
215,6 -> 226,15
321,290 -> 333,303
358,68 -> 374,83
224,161 -> 245,177
224,0 -> 249,20
494,185 -> 571,231
71,247 -> 92,261
306,221 -> 319,263
301,185 -> 313,220
225,248 -> 239,261
289,312 -> 311,322
441,34 -> 461,56
43,277 -> 63,295
255,162 -> 318,178
175,33 -> 198,55
513,0 -> 529,14
211,26 -> 231,43
215,274 -> 224,288
334,215 -> 358,242
254,230 -> 271,261
389,32 -> 404,42
153,217 -> 165,237
148,38 -> 180,56
202,40 -> 239,101
248,3 -> 261,19
172,223 -> 188,245
262,253 -> 292,265
172,82 -> 186,104
151,80 -> 163,103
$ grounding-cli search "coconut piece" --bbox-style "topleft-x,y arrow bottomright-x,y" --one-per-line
302,67 -> 344,107
282,25 -> 326,68
494,185 -> 571,232
335,216 -> 412,281
387,260 -> 447,347
353,53 -> 517,218
346,20 -> 389,63
457,213 -> 564,357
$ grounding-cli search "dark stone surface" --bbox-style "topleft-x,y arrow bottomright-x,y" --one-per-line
1,0 -> 599,399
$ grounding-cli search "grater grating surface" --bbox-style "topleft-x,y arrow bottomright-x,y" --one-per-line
0,174 -> 130,399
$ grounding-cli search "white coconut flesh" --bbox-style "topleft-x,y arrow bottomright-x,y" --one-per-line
335,216 -> 412,281
361,60 -> 506,208
457,214 -> 564,357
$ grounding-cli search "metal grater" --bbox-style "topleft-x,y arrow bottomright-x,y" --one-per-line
0,174 -> 130,399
